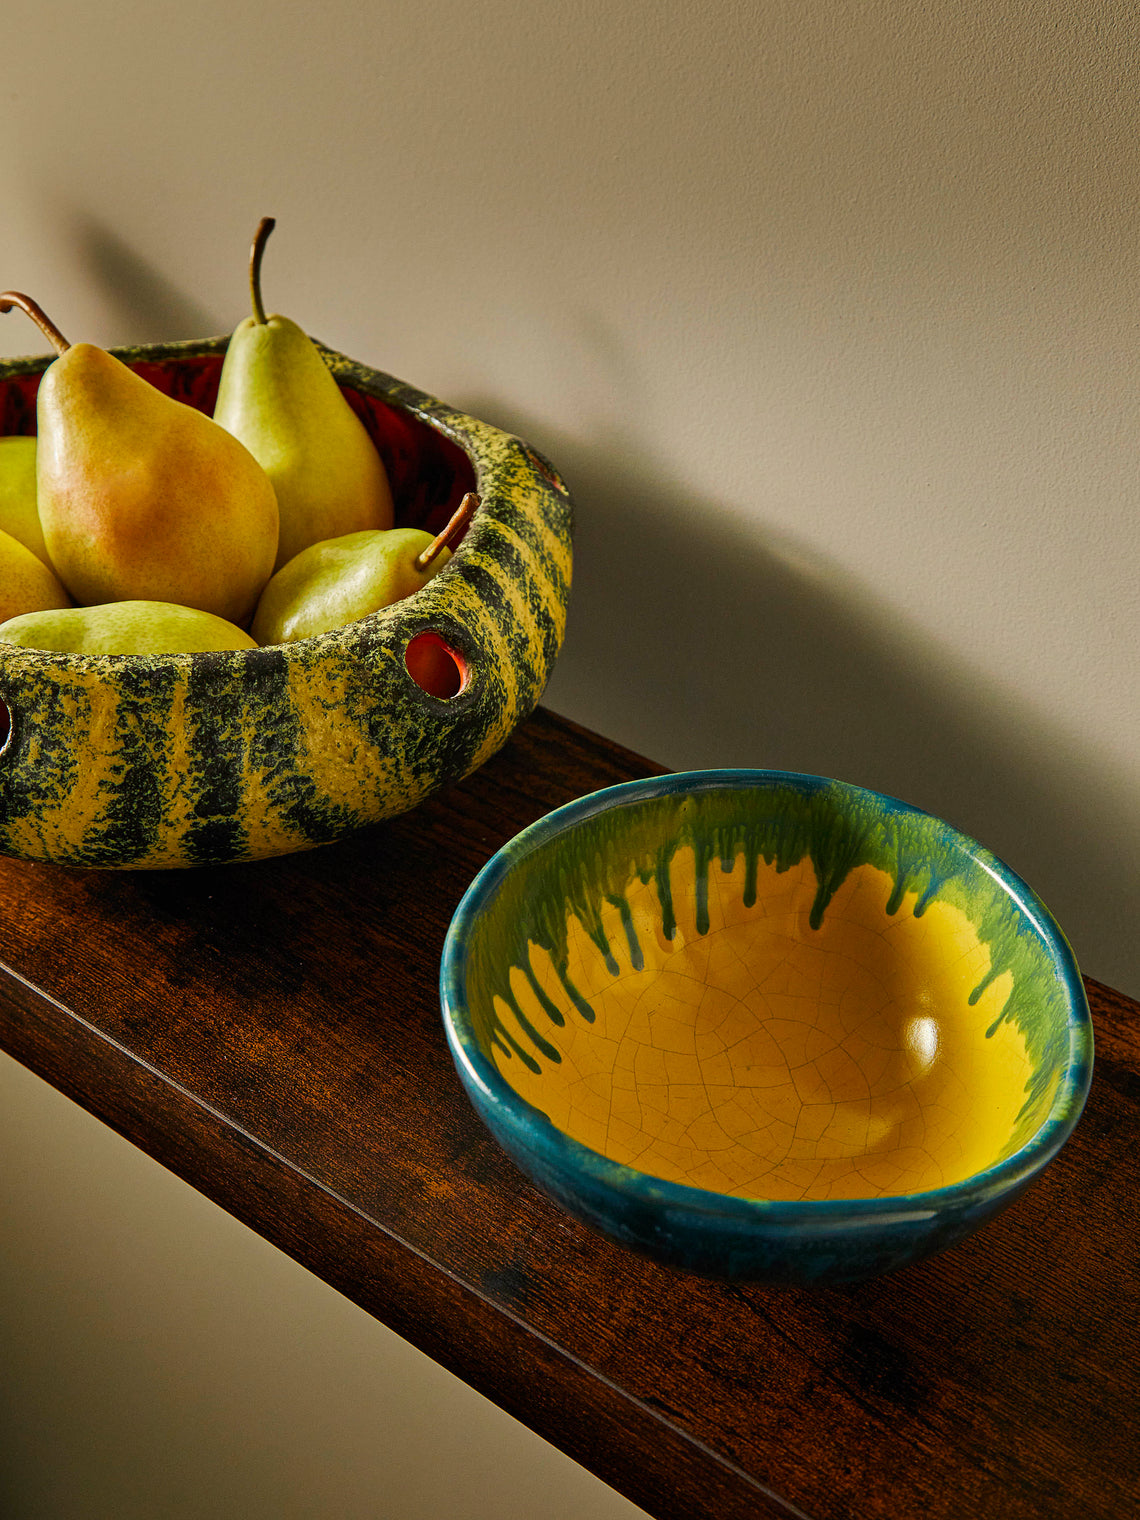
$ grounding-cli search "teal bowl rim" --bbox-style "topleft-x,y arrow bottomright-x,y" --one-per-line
440,769 -> 1094,1226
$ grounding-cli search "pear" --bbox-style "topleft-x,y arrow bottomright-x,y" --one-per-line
0,292 -> 279,627
214,217 -> 394,572
252,491 -> 478,646
0,525 -> 71,624
0,435 -> 52,564
0,600 -> 258,656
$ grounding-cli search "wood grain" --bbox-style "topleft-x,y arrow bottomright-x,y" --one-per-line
1,707 -> 1136,1520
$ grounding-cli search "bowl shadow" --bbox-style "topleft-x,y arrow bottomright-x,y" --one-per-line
459,397 -> 1139,1001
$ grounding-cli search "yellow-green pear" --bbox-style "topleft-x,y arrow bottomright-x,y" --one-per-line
0,600 -> 258,656
252,491 -> 477,645
251,529 -> 444,645
214,218 -> 394,572
0,525 -> 71,623
0,435 -> 52,564
0,292 -> 279,627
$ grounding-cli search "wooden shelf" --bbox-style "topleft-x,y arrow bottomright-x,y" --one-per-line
1,707 -> 1137,1520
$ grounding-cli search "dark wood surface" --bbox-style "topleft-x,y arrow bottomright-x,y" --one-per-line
1,707 -> 1137,1520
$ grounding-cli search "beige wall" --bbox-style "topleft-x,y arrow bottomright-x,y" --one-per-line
0,1052 -> 647,1519
0,4 -> 1136,1509
3,1 -> 1135,995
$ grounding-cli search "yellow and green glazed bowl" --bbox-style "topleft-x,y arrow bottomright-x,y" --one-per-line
0,339 -> 572,868
440,771 -> 1093,1284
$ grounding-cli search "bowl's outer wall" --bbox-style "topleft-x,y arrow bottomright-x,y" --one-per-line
463,1073 -> 1035,1285
0,339 -> 573,868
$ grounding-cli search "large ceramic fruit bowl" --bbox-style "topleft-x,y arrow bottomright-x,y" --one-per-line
440,771 -> 1093,1285
0,339 -> 572,868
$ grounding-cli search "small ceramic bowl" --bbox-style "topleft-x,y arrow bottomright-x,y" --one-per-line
440,771 -> 1093,1285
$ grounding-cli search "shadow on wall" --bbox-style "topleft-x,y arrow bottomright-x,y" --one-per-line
68,212 -> 223,345
39,212 -> 1132,999
464,398 -> 1139,1001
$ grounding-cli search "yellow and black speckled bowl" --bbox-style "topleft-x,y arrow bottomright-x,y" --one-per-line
0,339 -> 572,869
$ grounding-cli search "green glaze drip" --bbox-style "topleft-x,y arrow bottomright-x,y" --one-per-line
491,1018 -> 543,1075
497,984 -> 562,1065
607,892 -> 644,971
465,781 -> 1073,1126
741,841 -> 760,908
523,960 -> 566,1027
560,969 -> 597,1024
692,836 -> 713,935
654,853 -> 676,942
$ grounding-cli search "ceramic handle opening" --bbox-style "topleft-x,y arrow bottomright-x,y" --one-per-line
404,631 -> 468,700
0,696 -> 11,755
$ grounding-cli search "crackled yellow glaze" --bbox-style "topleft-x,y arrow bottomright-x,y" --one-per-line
491,847 -> 1033,1202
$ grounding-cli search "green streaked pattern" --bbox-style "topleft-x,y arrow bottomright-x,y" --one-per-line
465,780 -> 1075,1121
0,340 -> 572,869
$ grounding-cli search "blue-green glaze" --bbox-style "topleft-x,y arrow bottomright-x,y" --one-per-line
440,770 -> 1094,1285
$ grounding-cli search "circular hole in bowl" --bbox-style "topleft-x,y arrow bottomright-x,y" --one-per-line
405,631 -> 468,700
516,441 -> 570,497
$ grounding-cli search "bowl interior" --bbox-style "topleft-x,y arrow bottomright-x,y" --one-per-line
0,350 -> 477,539
458,774 -> 1086,1204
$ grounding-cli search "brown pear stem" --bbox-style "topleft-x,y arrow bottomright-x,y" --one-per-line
0,292 -> 71,354
249,217 -> 276,325
415,492 -> 480,572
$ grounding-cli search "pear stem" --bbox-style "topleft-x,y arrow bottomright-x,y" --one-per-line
0,292 -> 71,354
249,217 -> 276,325
415,492 -> 480,572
